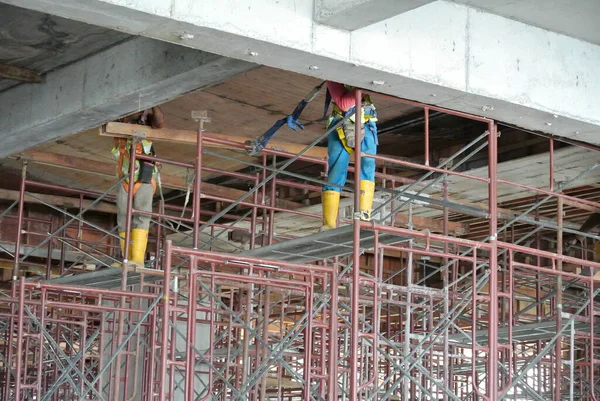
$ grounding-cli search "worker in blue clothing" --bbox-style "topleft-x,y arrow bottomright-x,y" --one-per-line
321,81 -> 378,231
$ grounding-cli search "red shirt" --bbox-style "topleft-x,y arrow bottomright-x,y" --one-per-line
327,81 -> 357,112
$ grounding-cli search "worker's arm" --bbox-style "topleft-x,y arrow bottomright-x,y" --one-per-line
149,106 -> 165,129
327,81 -> 357,112
565,213 -> 600,245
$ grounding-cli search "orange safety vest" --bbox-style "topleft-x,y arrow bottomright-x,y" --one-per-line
113,137 -> 157,196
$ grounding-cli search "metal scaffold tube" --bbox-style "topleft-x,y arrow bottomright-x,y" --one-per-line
2,87 -> 600,401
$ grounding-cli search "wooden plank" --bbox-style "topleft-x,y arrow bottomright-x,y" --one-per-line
562,198 -> 600,214
0,189 -> 116,214
103,122 -> 328,159
22,149 -> 114,176
19,150 -> 303,210
103,122 -> 409,167
394,213 -> 469,235
0,64 -> 42,83
440,147 -> 600,204
418,192 -> 582,230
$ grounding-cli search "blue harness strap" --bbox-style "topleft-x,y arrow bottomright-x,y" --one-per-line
246,81 -> 326,156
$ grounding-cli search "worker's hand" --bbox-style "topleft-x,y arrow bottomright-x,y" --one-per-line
286,115 -> 304,131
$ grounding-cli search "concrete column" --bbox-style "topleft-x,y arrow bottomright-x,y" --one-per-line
173,297 -> 211,400
101,289 -> 145,401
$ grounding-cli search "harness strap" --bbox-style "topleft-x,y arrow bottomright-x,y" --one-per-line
246,81 -> 326,156
323,88 -> 332,120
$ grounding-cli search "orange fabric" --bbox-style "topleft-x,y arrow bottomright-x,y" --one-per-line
115,137 -> 156,196
114,138 -> 148,180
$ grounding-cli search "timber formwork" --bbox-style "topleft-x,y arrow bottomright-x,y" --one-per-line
0,89 -> 599,401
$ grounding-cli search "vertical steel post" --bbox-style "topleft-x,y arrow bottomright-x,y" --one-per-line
268,156 -> 277,245
569,320 -> 574,401
304,275 -> 314,401
45,220 -> 53,279
487,123 -> 499,399
14,278 -> 25,401
185,256 -> 198,400
350,88 -> 362,401
555,195 -> 564,400
78,194 -> 84,250
155,200 -> 163,269
442,176 -> 450,401
115,138 -> 138,401
329,261 -> 339,401
251,174 -> 258,250
549,138 -> 554,191
261,154 -> 268,247
123,136 -> 138,275
13,162 -> 27,280
160,240 -> 172,401
260,276 -> 271,401
424,108 -> 430,166
192,111 -> 209,250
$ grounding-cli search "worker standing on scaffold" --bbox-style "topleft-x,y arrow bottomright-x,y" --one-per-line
111,106 -> 164,267
321,81 -> 378,231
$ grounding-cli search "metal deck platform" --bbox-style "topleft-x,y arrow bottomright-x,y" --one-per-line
238,225 -> 411,264
42,226 -> 408,288
448,320 -> 600,346
44,266 -> 164,289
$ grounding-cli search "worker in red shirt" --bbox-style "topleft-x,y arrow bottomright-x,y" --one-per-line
321,81 -> 378,231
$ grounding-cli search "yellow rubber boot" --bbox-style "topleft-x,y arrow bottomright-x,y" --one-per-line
111,232 -> 127,267
359,180 -> 375,221
131,228 -> 149,268
319,190 -> 340,232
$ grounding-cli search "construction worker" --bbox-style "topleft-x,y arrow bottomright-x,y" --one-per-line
321,81 -> 378,231
565,213 -> 600,262
111,106 -> 164,267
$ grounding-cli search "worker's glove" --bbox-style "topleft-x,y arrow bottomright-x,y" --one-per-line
245,137 -> 266,157
286,115 -> 304,131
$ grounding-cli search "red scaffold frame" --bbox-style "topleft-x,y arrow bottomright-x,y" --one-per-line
0,87 -> 599,401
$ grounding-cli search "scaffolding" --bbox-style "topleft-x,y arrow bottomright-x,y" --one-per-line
0,89 -> 599,400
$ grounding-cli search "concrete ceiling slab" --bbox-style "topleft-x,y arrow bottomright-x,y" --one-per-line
3,0 -> 598,147
0,3 -> 130,92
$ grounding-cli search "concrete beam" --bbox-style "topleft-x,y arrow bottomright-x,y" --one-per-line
0,36 -> 256,157
4,0 -> 599,145
315,0 -> 435,30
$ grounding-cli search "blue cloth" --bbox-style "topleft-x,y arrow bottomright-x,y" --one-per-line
323,120 -> 378,192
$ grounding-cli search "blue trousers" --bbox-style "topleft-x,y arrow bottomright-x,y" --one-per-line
323,121 -> 378,192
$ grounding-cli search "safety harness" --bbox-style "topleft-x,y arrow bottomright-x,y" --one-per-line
111,137 -> 157,196
328,89 -> 378,154
246,82 -> 377,156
